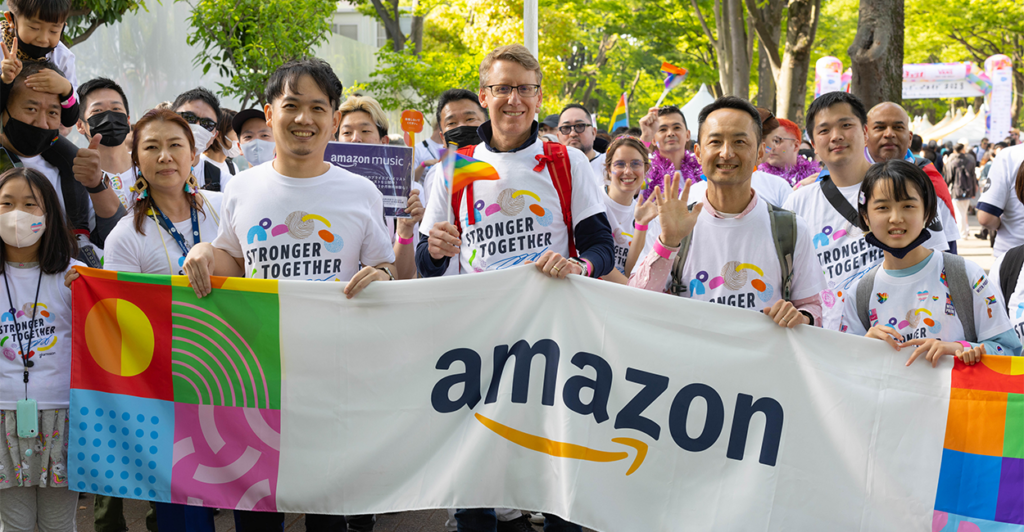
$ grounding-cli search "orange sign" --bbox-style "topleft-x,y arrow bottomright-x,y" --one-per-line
401,110 -> 424,134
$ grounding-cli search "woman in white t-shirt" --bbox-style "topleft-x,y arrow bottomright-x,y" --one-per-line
0,167 -> 81,531
841,160 -> 1021,365
101,109 -> 222,277
600,136 -> 657,283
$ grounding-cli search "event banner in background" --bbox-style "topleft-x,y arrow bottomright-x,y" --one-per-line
324,142 -> 412,217
68,267 -> 1023,531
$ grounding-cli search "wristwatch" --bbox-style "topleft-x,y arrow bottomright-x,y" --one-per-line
86,177 -> 107,194
376,266 -> 395,280
567,258 -> 588,277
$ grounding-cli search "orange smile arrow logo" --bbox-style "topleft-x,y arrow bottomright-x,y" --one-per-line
475,413 -> 648,475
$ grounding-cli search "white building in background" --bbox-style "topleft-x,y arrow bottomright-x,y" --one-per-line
47,0 -> 413,145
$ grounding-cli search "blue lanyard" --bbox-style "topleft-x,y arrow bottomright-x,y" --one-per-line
150,204 -> 200,257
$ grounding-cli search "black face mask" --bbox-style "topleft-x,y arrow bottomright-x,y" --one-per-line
3,111 -> 58,157
87,110 -> 131,147
865,228 -> 932,259
443,125 -> 481,148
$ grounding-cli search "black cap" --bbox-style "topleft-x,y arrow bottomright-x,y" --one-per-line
541,114 -> 559,129
232,108 -> 267,137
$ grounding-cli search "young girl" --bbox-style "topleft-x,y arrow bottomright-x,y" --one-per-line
0,167 -> 80,531
841,159 -> 1020,365
600,136 -> 657,284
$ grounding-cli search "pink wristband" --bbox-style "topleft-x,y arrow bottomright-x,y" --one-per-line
635,224 -> 649,231
397,236 -> 414,245
653,239 -> 676,260
957,341 -> 972,349
61,93 -> 76,109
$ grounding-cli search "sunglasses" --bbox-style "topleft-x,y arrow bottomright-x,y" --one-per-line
177,111 -> 217,132
558,123 -> 592,135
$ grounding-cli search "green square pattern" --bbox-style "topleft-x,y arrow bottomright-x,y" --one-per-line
169,286 -> 281,409
1006,393 -> 1024,459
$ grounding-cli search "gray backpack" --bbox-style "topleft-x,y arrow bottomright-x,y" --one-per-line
668,202 -> 797,301
854,252 -> 976,342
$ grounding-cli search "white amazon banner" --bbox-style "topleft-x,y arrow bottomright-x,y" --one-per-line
71,266 -> 973,531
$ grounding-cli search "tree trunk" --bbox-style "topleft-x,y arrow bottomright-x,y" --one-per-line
748,0 -> 783,111
725,0 -> 750,98
776,0 -> 821,125
369,0 -> 406,51
848,0 -> 904,110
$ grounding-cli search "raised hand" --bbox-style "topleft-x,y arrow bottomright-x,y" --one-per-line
638,107 -> 659,145
72,134 -> 104,189
634,189 -> 658,227
25,66 -> 73,97
653,171 -> 701,248
0,39 -> 22,85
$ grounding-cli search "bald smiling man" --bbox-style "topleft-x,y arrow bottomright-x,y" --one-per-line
865,102 -> 960,253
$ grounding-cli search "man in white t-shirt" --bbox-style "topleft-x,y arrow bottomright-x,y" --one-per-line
784,92 -> 948,330
556,103 -> 605,187
863,101 -> 960,252
416,44 -> 612,532
629,96 -> 826,327
184,59 -> 395,294
978,144 -> 1024,267
337,94 -> 424,280
75,77 -> 135,210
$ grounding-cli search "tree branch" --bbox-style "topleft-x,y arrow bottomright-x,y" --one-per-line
743,0 -> 781,73
689,0 -> 718,48
66,18 -> 101,48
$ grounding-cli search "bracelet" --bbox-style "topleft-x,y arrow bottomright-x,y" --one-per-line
956,341 -> 972,350
397,235 -> 414,245
635,224 -> 649,231
653,239 -> 677,260
61,93 -> 76,109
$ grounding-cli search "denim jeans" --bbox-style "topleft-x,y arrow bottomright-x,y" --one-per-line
455,508 -> 581,532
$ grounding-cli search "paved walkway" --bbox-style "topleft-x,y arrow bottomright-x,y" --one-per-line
72,212 -> 997,532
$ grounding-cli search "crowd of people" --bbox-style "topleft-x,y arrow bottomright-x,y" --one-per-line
1,0 -> 1024,531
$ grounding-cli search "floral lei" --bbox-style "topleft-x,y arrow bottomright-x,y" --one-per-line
758,156 -> 821,186
643,149 -> 703,200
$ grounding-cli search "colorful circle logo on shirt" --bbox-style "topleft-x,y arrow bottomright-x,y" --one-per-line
84,298 -> 155,377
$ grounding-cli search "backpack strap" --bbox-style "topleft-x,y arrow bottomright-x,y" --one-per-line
999,245 -> 1024,308
819,176 -> 860,227
943,252 -> 977,343
856,266 -> 881,331
542,142 -> 576,257
668,222 -> 695,296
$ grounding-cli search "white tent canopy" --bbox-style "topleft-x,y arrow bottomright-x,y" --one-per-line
681,84 -> 716,138
937,104 -> 988,145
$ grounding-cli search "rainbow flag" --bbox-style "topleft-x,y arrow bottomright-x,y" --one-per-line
933,356 -> 1024,529
69,268 -> 283,510
442,150 -> 500,194
610,93 -> 629,131
661,62 -> 688,91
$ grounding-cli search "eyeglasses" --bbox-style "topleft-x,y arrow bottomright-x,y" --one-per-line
769,137 -> 797,147
558,123 -> 591,135
177,111 -> 217,132
483,84 -> 541,98
611,160 -> 645,172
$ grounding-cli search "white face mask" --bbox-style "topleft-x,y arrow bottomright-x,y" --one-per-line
0,210 -> 45,248
189,124 -> 215,155
242,139 -> 276,166
225,141 -> 242,159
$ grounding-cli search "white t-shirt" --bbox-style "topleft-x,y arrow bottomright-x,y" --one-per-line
673,194 -> 826,312
420,139 -> 605,273
213,163 -> 394,281
102,166 -> 137,211
18,155 -> 63,210
200,155 -> 236,191
103,192 -> 223,276
602,194 -> 635,274
783,180 -> 949,330
978,144 -> 1024,258
413,138 -> 442,170
0,262 -> 81,410
987,255 -> 1024,342
590,152 -> 607,188
751,170 -> 793,208
841,253 -> 1013,350
938,198 -> 959,244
